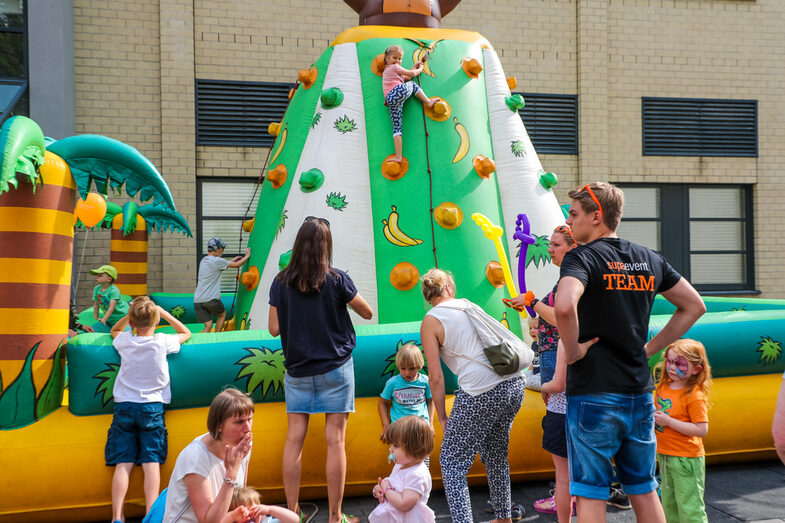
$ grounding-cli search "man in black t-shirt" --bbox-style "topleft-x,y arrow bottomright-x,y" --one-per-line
554,182 -> 705,523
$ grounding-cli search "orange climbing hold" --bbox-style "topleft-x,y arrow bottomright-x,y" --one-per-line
267,122 -> 281,136
462,57 -> 483,78
390,262 -> 420,291
239,266 -> 260,291
381,154 -> 409,180
242,217 -> 255,233
298,67 -> 318,89
506,76 -> 517,90
424,98 -> 451,122
486,261 -> 505,288
267,164 -> 288,189
434,201 -> 463,229
473,154 -> 496,179
371,53 -> 386,77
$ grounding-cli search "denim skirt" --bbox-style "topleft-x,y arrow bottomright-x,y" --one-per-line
284,358 -> 355,414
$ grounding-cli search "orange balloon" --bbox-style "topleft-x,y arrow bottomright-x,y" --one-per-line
75,193 -> 107,228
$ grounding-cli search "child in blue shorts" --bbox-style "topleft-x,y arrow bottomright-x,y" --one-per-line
378,344 -> 434,442
106,296 -> 191,523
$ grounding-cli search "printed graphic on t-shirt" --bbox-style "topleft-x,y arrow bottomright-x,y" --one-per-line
602,260 -> 655,291
655,396 -> 672,432
393,386 -> 426,407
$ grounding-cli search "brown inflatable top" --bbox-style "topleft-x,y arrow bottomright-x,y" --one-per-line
343,0 -> 461,28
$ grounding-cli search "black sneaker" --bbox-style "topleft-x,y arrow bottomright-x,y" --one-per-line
607,487 -> 632,509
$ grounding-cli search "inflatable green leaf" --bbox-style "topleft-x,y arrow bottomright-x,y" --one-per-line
0,342 -> 39,429
137,203 -> 192,236
0,116 -> 46,195
35,344 -> 65,419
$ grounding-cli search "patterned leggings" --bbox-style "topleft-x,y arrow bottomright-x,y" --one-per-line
385,81 -> 420,136
440,377 -> 525,523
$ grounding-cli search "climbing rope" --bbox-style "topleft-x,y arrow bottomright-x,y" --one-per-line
415,74 -> 439,269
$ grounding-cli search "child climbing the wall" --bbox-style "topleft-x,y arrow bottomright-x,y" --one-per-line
383,44 -> 439,167
194,237 -> 251,333
370,416 -> 436,522
654,338 -> 712,523
227,486 -> 299,523
91,264 -> 129,333
378,344 -> 434,444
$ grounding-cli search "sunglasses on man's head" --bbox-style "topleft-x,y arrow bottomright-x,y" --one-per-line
304,216 -> 330,228
580,184 -> 604,218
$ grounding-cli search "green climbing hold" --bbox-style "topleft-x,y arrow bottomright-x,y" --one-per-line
278,249 -> 293,271
321,87 -> 344,109
505,94 -> 525,112
298,168 -> 325,193
538,169 -> 558,190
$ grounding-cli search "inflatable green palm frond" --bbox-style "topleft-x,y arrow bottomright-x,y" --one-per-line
47,134 -> 176,210
137,203 -> 192,236
0,116 -> 46,195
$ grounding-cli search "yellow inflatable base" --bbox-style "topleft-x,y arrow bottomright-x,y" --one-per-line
0,374 -> 779,522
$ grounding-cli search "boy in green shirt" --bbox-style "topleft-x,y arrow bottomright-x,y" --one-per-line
91,265 -> 129,333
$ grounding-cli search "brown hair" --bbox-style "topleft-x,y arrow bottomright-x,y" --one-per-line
206,387 -> 255,440
396,344 -> 424,371
278,219 -> 333,294
386,415 -> 433,461
654,339 -> 713,398
230,487 -> 261,510
384,44 -> 403,63
128,296 -> 158,329
567,182 -> 624,231
421,268 -> 455,303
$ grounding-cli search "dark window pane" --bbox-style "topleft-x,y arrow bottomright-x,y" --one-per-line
0,31 -> 24,78
0,80 -> 26,121
0,0 -> 24,30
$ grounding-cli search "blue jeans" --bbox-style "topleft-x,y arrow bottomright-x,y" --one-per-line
566,392 -> 658,499
539,349 -> 557,386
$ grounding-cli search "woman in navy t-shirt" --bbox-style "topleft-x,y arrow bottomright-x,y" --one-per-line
268,218 -> 373,523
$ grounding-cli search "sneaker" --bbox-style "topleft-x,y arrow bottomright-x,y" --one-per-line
607,487 -> 632,509
483,500 -> 525,521
548,480 -> 556,497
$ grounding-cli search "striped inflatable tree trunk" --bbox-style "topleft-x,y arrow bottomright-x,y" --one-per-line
0,152 -> 74,428
110,213 -> 147,296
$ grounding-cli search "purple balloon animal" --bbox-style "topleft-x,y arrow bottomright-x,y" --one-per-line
513,213 -> 537,318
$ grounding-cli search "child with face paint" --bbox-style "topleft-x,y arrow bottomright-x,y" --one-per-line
653,339 -> 712,523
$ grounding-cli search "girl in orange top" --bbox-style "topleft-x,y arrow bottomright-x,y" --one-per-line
654,339 -> 712,523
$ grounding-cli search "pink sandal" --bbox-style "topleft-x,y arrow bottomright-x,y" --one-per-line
534,496 -> 576,516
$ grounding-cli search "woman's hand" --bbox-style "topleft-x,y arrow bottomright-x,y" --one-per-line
224,431 -> 253,479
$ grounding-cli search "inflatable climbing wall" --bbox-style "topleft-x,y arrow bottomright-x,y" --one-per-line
234,26 -> 566,334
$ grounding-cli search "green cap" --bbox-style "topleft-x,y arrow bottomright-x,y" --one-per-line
90,264 -> 118,281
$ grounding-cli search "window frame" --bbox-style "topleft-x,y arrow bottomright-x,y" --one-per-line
617,183 -> 756,294
0,0 -> 28,123
515,92 -> 578,155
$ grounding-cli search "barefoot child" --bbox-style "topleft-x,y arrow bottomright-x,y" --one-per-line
382,44 -> 438,165
227,486 -> 299,523
378,343 -> 434,442
370,416 -> 436,522
654,339 -> 712,523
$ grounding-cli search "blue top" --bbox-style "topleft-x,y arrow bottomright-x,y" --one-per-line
269,268 -> 358,377
380,373 -> 432,422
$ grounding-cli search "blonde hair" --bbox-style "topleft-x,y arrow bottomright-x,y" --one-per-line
655,338 -> 712,398
568,182 -> 624,230
230,487 -> 261,510
128,296 -> 158,329
386,415 -> 433,461
421,268 -> 455,303
206,387 -> 255,440
384,44 -> 403,63
396,344 -> 424,371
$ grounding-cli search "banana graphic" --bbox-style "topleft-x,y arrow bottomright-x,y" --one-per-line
500,312 -> 510,330
270,125 -> 287,164
452,117 -> 469,163
408,38 -> 441,78
382,205 -> 423,247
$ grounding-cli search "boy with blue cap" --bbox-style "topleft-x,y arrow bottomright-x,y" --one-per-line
194,238 -> 251,333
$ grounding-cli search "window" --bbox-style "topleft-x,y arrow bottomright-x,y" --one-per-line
196,79 -> 293,147
617,184 -> 755,293
196,178 -> 261,293
642,97 -> 757,157
0,0 -> 28,123
516,93 -> 578,154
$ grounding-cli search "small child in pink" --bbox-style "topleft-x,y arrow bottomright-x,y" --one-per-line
370,416 -> 435,522
383,44 -> 438,164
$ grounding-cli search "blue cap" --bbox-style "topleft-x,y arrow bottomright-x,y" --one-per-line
207,237 -> 227,251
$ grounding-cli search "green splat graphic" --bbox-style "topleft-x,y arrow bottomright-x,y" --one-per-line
326,192 -> 348,211
234,347 -> 286,399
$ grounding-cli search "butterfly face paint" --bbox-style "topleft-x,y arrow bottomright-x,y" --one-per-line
666,354 -> 690,379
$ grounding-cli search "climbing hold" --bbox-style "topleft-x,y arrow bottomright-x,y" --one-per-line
242,217 -> 255,233
538,169 -> 558,190
424,98 -> 451,122
505,94 -> 525,112
278,250 -> 293,271
434,201 -> 463,229
485,261 -> 505,288
506,76 -> 517,90
390,262 -> 420,291
268,121 -> 281,136
461,57 -> 483,79
239,266 -> 260,291
299,168 -> 325,192
288,88 -> 295,100
371,53 -> 386,77
473,155 -> 496,179
298,67 -> 318,89
321,87 -> 344,109
381,155 -> 409,180
267,164 -> 288,189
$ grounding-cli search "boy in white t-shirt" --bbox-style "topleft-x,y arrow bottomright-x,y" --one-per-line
107,296 -> 191,523
194,237 -> 251,333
